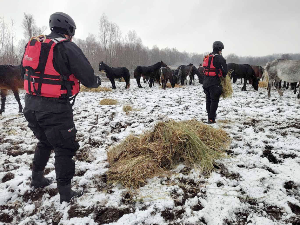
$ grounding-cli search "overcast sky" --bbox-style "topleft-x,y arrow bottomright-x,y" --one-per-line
1,0 -> 300,57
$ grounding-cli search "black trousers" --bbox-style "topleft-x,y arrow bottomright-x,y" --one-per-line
24,95 -> 79,186
203,85 -> 222,120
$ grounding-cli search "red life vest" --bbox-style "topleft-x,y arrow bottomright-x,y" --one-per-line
203,54 -> 222,77
22,35 -> 80,98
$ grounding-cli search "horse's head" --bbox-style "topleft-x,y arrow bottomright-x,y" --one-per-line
191,66 -> 200,75
99,61 -> 105,71
252,77 -> 259,91
161,61 -> 167,67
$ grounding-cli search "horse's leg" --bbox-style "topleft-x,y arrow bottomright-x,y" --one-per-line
297,86 -> 300,99
242,78 -> 246,91
124,75 -> 130,89
0,89 -> 8,114
149,77 -> 154,88
12,88 -> 23,113
109,77 -> 116,89
268,82 -> 271,98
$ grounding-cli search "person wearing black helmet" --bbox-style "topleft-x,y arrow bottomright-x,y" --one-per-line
202,41 -> 228,124
22,12 -> 101,203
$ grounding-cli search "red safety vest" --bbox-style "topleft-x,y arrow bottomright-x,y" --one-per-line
22,35 -> 80,98
203,54 -> 222,77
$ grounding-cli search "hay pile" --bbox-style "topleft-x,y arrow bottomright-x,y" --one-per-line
107,119 -> 231,188
100,99 -> 118,105
259,81 -> 268,88
123,105 -> 133,114
81,85 -> 112,92
220,72 -> 233,98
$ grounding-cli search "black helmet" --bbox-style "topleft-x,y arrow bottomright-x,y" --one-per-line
49,12 -> 76,36
213,41 -> 224,51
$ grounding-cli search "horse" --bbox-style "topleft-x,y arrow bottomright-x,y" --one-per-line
251,65 -> 264,80
134,61 -> 167,88
228,63 -> 258,91
0,65 -> 24,114
177,64 -> 194,85
197,65 -> 205,84
188,66 -> 202,85
99,61 -> 130,89
264,59 -> 300,98
160,66 -> 175,89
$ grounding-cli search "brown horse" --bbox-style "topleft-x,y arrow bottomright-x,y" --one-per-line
160,66 -> 174,89
251,65 -> 264,80
197,65 -> 205,84
0,65 -> 24,114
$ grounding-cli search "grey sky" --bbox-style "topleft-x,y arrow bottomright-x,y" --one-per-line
1,0 -> 300,57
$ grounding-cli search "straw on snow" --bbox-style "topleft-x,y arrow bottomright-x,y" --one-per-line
100,99 -> 118,105
107,119 -> 231,188
81,85 -> 112,92
220,71 -> 233,98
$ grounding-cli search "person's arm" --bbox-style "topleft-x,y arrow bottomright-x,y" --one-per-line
215,55 -> 228,76
54,41 -> 100,88
221,57 -> 228,77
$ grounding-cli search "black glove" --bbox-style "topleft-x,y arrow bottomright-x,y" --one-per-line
97,76 -> 101,85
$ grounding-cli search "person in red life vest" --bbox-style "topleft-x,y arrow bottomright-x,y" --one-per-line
202,41 -> 227,124
22,12 -> 101,203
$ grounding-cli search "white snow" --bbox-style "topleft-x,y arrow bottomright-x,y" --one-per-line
0,79 -> 300,224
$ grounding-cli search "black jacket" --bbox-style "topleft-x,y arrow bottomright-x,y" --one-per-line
203,50 -> 228,89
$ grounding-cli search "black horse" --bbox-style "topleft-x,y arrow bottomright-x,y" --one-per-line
134,61 -> 167,88
188,66 -> 202,85
99,61 -> 130,89
228,63 -> 258,91
0,65 -> 24,114
177,64 -> 194,85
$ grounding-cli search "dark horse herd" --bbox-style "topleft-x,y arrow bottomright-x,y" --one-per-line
0,59 -> 299,114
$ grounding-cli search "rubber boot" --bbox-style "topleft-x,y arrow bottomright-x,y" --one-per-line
58,184 -> 83,203
31,171 -> 52,188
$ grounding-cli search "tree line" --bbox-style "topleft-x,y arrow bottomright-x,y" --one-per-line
1,13 -> 300,73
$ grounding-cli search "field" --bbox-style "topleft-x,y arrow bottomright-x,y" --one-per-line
0,79 -> 300,225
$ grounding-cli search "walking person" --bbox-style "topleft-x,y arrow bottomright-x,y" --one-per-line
202,41 -> 228,124
22,12 -> 101,203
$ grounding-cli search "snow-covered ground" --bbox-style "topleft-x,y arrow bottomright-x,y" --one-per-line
0,79 -> 300,225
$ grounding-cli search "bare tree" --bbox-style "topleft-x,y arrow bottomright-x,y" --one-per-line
22,13 -> 47,40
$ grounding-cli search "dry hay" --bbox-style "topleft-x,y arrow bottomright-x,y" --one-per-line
123,105 -> 133,114
259,81 -> 268,88
163,83 -> 181,88
220,72 -> 233,98
119,77 -> 125,82
81,85 -> 112,92
100,99 -> 118,105
107,119 -> 231,188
